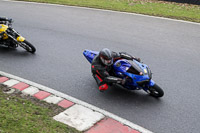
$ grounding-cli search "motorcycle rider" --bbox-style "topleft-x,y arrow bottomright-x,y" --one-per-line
91,48 -> 141,92
0,17 -> 12,24
0,17 -> 17,48
0,17 -> 12,40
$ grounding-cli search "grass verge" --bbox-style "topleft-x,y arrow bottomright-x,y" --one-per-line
16,0 -> 200,23
0,84 -> 80,133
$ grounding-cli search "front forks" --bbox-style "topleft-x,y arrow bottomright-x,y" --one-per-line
142,80 -> 155,92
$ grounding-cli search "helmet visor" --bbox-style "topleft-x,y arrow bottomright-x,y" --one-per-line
100,57 -> 113,66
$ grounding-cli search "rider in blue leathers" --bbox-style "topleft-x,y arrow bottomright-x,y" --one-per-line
91,48 -> 141,92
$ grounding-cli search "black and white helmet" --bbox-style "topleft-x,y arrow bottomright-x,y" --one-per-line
99,48 -> 113,66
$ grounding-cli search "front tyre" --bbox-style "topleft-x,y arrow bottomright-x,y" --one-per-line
148,84 -> 164,98
20,40 -> 36,53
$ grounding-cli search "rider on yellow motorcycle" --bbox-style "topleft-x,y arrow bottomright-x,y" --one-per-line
0,17 -> 36,53
0,17 -> 12,39
0,17 -> 12,23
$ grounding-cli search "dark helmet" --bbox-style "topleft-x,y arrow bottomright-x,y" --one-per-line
99,48 -> 113,66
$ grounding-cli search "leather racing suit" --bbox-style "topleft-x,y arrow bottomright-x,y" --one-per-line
91,51 -> 140,91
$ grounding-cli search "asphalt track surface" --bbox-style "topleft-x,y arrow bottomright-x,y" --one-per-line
0,1 -> 200,133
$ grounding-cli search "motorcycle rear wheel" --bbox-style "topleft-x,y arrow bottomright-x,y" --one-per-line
148,84 -> 164,98
20,40 -> 36,53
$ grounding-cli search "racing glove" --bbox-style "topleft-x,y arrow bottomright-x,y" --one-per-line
104,76 -> 128,85
119,52 -> 141,62
135,57 -> 141,62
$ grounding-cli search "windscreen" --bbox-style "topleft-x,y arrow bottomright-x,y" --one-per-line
126,60 -> 143,75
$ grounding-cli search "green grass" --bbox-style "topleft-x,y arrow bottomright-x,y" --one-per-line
16,0 -> 200,23
0,87 -> 80,133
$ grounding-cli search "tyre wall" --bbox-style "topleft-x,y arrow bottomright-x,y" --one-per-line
162,0 -> 200,5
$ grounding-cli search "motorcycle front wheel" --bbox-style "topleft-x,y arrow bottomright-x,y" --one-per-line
148,84 -> 164,98
20,40 -> 36,53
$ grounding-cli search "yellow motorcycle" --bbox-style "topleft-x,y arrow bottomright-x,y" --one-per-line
0,20 -> 36,53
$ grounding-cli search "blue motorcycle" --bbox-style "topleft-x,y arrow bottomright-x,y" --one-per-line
83,49 -> 164,98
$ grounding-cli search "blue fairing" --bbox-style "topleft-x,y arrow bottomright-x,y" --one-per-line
149,80 -> 155,87
83,49 -> 99,63
83,49 -> 155,91
112,59 -> 153,90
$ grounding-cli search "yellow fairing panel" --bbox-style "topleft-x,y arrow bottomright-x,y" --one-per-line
0,24 -> 8,39
0,24 -> 8,33
3,34 -> 8,39
17,36 -> 25,42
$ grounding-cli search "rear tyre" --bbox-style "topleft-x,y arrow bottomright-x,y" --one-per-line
20,40 -> 36,53
148,84 -> 164,98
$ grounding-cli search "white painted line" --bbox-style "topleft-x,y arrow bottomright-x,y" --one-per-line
3,79 -> 19,87
2,0 -> 200,26
22,86 -> 40,96
53,104 -> 105,131
0,71 -> 153,133
44,95 -> 63,104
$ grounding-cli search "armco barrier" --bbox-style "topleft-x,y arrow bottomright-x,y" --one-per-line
162,0 -> 200,5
